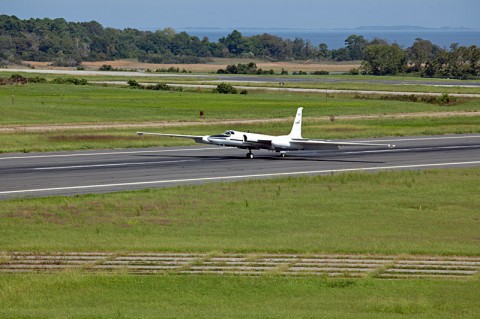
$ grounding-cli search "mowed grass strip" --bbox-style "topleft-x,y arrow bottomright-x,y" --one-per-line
0,273 -> 479,319
1,168 -> 479,255
1,83 -> 480,126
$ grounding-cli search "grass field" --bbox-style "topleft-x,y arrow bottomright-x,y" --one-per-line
1,168 -> 479,255
1,273 -> 479,318
2,83 -> 479,126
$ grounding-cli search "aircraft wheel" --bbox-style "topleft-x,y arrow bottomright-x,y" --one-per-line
280,153 -> 286,158
246,152 -> 254,159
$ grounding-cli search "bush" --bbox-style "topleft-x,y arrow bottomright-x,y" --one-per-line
213,83 -> 237,94
217,62 -> 275,75
10,74 -> 27,81
347,68 -> 360,75
147,83 -> 182,91
99,64 -> 113,71
436,93 -> 456,105
28,76 -> 47,83
127,79 -> 141,88
150,83 -> 170,90
311,70 -> 329,75
51,77 -> 87,85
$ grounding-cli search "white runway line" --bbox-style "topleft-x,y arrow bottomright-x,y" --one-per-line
1,160 -> 480,195
32,159 -> 197,170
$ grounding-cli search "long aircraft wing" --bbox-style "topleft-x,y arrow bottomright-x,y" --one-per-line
137,132 -> 206,144
291,138 -> 395,149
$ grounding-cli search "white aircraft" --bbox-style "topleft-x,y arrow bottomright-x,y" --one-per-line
137,107 -> 394,158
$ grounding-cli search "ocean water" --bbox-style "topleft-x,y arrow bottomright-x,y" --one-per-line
183,29 -> 480,50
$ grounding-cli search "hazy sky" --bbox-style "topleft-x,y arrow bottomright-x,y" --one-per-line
1,0 -> 479,30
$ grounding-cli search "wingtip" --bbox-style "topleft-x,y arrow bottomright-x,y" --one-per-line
137,132 -> 144,136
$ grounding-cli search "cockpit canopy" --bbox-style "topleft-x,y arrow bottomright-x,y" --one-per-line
223,130 -> 235,136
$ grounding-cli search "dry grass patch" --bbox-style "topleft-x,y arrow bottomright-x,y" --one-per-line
47,134 -> 140,142
78,59 -> 359,73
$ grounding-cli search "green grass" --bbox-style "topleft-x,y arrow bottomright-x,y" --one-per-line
1,83 -> 479,126
2,168 -> 479,255
0,273 -> 479,318
1,116 -> 479,153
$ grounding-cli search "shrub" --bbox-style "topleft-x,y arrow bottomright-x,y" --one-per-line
99,64 -> 113,71
436,93 -> 456,105
28,76 -> 47,83
347,68 -> 360,75
311,70 -> 329,75
213,83 -> 237,94
51,77 -> 87,85
127,79 -> 141,88
150,83 -> 170,90
217,62 -> 274,75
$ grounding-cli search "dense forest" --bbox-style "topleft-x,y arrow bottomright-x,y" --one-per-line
0,15 -> 479,79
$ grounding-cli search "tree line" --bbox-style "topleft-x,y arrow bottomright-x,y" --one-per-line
0,15 -> 478,79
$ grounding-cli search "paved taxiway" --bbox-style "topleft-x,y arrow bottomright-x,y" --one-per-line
1,134 -> 479,199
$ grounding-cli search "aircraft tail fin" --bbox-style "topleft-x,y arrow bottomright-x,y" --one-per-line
288,107 -> 303,139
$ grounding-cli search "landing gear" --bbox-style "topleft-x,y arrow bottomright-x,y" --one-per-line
280,152 -> 286,158
246,152 -> 254,159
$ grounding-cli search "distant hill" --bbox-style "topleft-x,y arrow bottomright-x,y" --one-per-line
355,25 -> 474,31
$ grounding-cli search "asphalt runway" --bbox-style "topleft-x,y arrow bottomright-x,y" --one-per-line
1,134 -> 479,199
